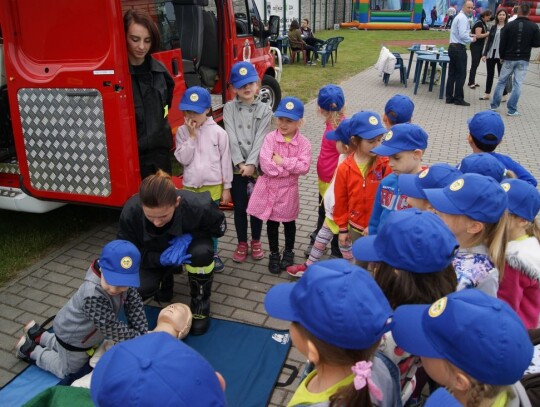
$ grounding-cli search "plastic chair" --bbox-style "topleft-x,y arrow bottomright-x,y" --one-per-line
333,36 -> 344,63
288,37 -> 307,64
315,37 -> 338,67
383,52 -> 407,87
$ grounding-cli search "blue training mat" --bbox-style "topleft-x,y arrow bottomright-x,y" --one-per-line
0,306 -> 292,407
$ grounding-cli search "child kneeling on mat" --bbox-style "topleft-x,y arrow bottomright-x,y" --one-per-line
15,240 -> 148,379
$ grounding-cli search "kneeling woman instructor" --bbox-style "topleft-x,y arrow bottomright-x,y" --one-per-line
118,171 -> 226,335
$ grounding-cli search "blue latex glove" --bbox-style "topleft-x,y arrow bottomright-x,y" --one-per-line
160,234 -> 193,267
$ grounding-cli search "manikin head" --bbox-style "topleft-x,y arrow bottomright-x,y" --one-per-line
155,303 -> 193,339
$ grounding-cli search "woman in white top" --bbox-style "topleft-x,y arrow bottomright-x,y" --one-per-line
480,8 -> 509,100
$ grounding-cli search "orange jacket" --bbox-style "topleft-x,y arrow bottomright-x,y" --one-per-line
333,154 -> 391,232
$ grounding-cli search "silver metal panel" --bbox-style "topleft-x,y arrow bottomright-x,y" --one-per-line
17,88 -> 111,196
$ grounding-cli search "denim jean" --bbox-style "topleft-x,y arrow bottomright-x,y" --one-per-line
491,60 -> 529,114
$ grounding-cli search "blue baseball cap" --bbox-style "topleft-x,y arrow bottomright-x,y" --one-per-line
399,163 -> 462,200
353,209 -> 458,273
468,110 -> 505,145
424,388 -> 463,407
325,118 -> 352,144
274,96 -> 304,121
179,86 -> 211,114
91,332 -> 226,407
501,178 -> 540,222
371,123 -> 428,156
392,290 -> 533,386
264,259 -> 393,349
349,111 -> 387,140
459,153 -> 507,182
99,240 -> 141,288
317,84 -> 345,112
229,61 -> 259,89
425,173 -> 508,223
385,94 -> 415,124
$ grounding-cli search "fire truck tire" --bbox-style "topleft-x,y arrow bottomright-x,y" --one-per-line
260,75 -> 281,111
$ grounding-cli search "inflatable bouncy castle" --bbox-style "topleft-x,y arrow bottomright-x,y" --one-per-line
342,0 -> 423,30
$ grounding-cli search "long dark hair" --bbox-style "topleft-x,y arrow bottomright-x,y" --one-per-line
289,19 -> 300,31
123,9 -> 161,54
373,262 -> 457,308
495,8 -> 509,25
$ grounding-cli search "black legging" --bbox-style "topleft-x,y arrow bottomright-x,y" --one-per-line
230,174 -> 262,243
267,220 -> 296,254
485,58 -> 508,96
468,44 -> 483,86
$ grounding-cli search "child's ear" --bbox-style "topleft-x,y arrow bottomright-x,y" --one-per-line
466,220 -> 484,235
412,149 -> 424,160
306,340 -> 320,364
467,134 -> 475,148
453,370 -> 472,393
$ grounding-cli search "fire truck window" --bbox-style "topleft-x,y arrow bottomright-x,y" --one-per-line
233,0 -> 250,36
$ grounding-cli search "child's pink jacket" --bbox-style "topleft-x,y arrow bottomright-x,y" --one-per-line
498,236 -> 540,329
247,129 -> 311,222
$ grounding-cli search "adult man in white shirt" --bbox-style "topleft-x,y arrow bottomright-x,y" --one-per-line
446,1 -> 476,106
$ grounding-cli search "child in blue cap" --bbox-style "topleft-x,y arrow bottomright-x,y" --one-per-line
467,110 -> 537,186
424,173 -> 509,296
91,332 -> 227,407
498,178 -> 540,329
382,94 -> 415,128
305,84 -> 346,260
175,86 -> 233,272
398,163 -> 462,210
325,111 -> 391,251
16,240 -> 148,379
391,289 -> 533,406
247,97 -> 311,274
368,123 -> 428,234
287,118 -> 353,277
265,259 -> 398,407
459,152 -> 509,182
353,209 -> 458,405
223,61 -> 273,264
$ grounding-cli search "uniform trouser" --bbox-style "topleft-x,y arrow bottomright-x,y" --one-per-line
139,148 -> 172,179
31,331 -> 89,379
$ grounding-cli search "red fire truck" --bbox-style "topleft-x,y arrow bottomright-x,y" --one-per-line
0,0 -> 282,212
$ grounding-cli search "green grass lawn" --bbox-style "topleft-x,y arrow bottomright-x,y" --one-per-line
0,29 -> 448,286
278,28 -> 449,102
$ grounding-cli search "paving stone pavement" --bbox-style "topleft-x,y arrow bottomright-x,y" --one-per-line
1,51 -> 539,406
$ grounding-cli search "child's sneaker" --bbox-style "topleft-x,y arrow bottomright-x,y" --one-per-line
232,242 -> 248,263
15,335 -> 36,363
286,263 -> 307,278
23,320 -> 45,344
268,252 -> 281,274
213,254 -> 225,273
250,240 -> 265,260
280,250 -> 295,271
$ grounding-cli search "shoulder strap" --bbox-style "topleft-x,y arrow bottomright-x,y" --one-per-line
375,350 -> 403,407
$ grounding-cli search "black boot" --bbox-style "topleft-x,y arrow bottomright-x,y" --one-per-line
154,273 -> 174,303
188,271 -> 214,335
280,250 -> 295,271
268,252 -> 281,274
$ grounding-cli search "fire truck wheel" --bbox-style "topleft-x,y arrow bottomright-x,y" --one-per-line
260,75 -> 281,112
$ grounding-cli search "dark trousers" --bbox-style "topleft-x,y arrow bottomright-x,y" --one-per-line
139,148 -> 172,179
468,44 -> 483,86
310,194 -> 341,257
230,174 -> 262,243
267,220 -> 296,253
485,58 -> 508,95
446,44 -> 467,102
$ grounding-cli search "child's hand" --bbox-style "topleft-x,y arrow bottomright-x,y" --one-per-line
272,153 -> 283,165
221,189 -> 232,205
240,164 -> 256,177
339,232 -> 351,247
185,118 -> 198,138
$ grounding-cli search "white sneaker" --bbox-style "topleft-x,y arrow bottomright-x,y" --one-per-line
507,111 -> 520,117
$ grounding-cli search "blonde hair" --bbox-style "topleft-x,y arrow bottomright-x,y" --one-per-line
319,109 -> 345,130
527,217 -> 540,241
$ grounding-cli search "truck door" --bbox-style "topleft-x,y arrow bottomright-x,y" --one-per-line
0,0 -> 140,207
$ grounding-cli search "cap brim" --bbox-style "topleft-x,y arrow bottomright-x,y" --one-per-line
325,129 -> 340,141
274,112 -> 301,121
423,188 -> 463,216
424,388 -> 461,407
359,128 -> 387,140
264,283 -> 298,322
232,75 -> 259,89
398,174 -> 425,199
352,236 -> 381,262
179,102 -> 208,114
102,269 -> 140,288
370,144 -> 401,156
391,304 -> 443,358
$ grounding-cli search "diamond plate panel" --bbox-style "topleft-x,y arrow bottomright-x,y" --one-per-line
17,88 -> 111,196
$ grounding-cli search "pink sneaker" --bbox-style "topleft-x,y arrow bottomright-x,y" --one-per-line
251,240 -> 265,260
232,242 -> 248,263
286,263 -> 307,278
